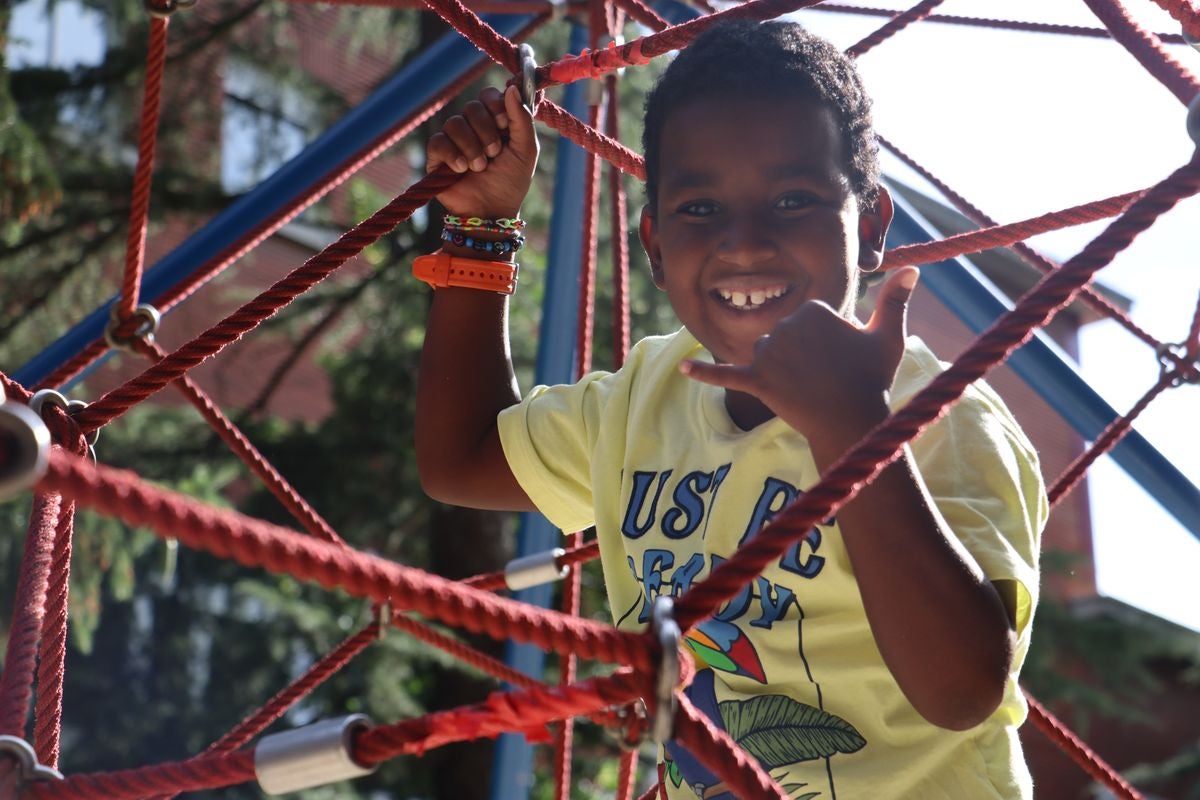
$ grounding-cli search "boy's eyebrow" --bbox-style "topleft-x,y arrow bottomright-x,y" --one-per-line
661,163 -> 845,191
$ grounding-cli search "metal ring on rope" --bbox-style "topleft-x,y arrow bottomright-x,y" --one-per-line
145,0 -> 196,18
30,389 -> 99,459
0,396 -> 51,502
104,303 -> 161,353
649,595 -> 681,744
519,43 -> 538,113
0,735 -> 64,785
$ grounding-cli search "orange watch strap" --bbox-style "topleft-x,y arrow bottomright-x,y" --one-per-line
412,251 -> 519,295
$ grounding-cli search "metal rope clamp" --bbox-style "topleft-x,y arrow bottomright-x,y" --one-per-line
30,390 -> 99,461
104,303 -> 161,353
1157,341 -> 1200,387
254,714 -> 377,795
1184,22 -> 1200,52
504,547 -> 568,591
649,595 -> 681,744
1187,93 -> 1200,148
0,391 -> 51,503
518,43 -> 538,114
0,735 -> 64,785
145,0 -> 196,18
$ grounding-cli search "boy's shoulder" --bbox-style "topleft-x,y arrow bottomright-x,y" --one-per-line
893,336 -> 1037,457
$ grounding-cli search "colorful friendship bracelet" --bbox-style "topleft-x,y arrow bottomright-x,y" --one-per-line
441,229 -> 525,254
443,214 -> 526,233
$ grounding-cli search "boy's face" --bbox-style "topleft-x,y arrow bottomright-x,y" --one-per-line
639,92 -> 891,367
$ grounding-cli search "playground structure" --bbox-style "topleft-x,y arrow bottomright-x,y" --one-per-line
1,1 -> 1200,798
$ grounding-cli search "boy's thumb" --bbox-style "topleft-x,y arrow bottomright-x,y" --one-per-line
873,267 -> 919,339
504,84 -> 536,155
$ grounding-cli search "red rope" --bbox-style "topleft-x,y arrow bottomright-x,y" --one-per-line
844,0 -> 945,58
1148,0 -> 1200,43
672,692 -> 789,799
1048,371 -> 1177,507
1081,0 -> 1200,106
877,134 -> 1167,354
36,449 -> 653,671
575,105 -> 603,379
421,0 -> 521,71
1025,693 -> 1144,800
134,338 -> 346,547
24,749 -> 257,800
611,0 -> 668,30
672,153 -> 1200,632
536,99 -> 646,180
1187,290 -> 1200,355
808,3 -> 1189,44
0,492 -> 63,736
540,0 -> 825,88
33,499 -> 75,769
461,540 -> 601,591
117,16 -> 170,324
883,188 -> 1144,269
354,669 -> 645,763
606,78 -> 632,368
617,749 -> 638,800
72,167 -> 461,433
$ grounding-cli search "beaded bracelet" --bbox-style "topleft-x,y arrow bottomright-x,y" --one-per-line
441,229 -> 525,254
443,215 -> 526,233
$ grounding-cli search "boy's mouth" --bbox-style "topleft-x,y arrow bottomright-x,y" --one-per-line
713,285 -> 790,311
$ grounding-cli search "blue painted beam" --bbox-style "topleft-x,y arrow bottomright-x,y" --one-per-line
15,14 -> 536,389
887,187 -> 1200,540
490,23 -> 592,800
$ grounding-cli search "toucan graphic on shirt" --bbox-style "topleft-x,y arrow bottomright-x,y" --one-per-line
664,623 -> 867,800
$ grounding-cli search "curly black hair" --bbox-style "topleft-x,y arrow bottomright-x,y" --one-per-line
642,20 -> 881,211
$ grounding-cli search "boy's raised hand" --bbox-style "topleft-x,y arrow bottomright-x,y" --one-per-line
427,84 -> 539,220
681,267 -> 921,441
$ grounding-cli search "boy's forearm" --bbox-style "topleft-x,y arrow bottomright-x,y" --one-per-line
415,266 -> 521,505
807,407 -> 1015,731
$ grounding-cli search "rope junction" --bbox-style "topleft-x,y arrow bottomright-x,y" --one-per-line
1,1 -> 1198,798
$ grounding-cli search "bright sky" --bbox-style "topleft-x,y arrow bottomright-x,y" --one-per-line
796,1 -> 1200,631
9,0 -> 1200,629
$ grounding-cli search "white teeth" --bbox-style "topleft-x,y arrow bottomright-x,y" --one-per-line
716,286 -> 787,309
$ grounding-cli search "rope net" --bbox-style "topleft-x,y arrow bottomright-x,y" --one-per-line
1,1 -> 1198,798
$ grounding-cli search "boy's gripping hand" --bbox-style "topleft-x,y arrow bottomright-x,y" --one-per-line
681,267 -> 921,443
427,84 -> 538,219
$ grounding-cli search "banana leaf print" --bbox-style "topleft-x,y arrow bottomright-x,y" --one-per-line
719,694 -> 866,767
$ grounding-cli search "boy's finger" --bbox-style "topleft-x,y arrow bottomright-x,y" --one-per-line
464,101 -> 503,163
678,360 -> 756,394
479,86 -> 506,126
503,84 -> 536,157
867,267 -> 919,340
427,132 -> 467,173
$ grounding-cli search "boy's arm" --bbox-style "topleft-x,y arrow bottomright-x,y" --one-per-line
682,268 -> 1016,731
415,85 -> 537,512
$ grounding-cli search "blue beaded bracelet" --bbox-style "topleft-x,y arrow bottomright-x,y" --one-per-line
441,229 -> 525,254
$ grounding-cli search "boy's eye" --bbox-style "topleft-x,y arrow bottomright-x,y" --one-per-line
776,192 -> 818,211
677,200 -> 719,217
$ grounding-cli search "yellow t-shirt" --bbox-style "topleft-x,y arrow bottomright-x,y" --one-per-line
498,329 -> 1046,800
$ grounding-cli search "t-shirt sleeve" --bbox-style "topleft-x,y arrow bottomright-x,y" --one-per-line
496,372 -> 612,534
908,386 -> 1047,638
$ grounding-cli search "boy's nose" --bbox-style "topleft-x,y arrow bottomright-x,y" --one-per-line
715,217 -> 777,267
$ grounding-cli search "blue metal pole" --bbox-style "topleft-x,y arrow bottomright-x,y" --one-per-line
489,23 -> 593,800
888,189 -> 1200,540
15,14 -> 536,389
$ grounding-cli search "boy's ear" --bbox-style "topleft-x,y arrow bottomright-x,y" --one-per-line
857,185 -> 894,273
639,206 -> 666,290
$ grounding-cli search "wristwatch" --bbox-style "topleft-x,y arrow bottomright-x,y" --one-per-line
412,251 -> 519,295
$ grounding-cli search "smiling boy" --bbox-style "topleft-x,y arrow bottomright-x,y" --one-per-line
415,20 -> 1045,799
